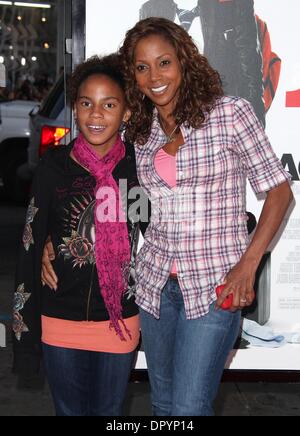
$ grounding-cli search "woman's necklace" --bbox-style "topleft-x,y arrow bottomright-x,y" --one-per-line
159,117 -> 179,143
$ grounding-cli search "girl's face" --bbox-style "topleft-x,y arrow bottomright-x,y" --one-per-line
134,34 -> 182,115
75,74 -> 130,153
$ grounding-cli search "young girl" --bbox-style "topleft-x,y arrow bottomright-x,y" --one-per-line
12,55 -> 142,416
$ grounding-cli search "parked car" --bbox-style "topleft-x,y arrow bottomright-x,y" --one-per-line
0,99 -> 37,202
18,75 -> 71,186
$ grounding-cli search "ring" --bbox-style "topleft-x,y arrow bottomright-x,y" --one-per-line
240,299 -> 247,304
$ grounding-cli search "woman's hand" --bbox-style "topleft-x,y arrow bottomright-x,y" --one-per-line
41,238 -> 58,290
216,256 -> 257,311
216,182 -> 293,312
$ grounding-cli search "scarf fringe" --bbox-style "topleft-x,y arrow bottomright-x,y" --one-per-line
109,318 -> 132,342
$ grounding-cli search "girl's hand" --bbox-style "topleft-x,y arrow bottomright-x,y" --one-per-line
41,237 -> 58,290
216,257 -> 257,311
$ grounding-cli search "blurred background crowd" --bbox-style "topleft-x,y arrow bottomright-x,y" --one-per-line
0,73 -> 54,102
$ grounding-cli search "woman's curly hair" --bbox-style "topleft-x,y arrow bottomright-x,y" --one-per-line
68,54 -> 125,107
119,17 -> 224,145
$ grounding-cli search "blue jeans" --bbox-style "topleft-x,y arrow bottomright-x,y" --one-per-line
140,279 -> 241,416
42,344 -> 136,416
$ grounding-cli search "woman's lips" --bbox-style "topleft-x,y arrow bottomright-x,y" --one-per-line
151,85 -> 169,95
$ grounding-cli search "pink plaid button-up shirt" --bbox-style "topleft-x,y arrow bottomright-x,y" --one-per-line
134,96 -> 291,320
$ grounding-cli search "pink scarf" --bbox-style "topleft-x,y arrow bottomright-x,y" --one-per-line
73,133 -> 131,340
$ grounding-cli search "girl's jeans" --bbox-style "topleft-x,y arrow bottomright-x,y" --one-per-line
42,344 -> 136,416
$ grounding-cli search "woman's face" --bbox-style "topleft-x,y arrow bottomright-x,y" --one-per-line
134,34 -> 182,114
75,74 -> 129,153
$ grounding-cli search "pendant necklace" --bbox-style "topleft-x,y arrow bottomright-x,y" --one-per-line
159,117 -> 179,143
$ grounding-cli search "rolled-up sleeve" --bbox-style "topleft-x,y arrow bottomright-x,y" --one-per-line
233,98 -> 291,194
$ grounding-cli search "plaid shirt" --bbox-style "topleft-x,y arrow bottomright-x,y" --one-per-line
134,96 -> 291,320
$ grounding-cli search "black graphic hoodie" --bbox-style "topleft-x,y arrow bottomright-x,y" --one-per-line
13,141 -> 148,375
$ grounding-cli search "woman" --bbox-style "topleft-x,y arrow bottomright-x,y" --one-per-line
13,54 -> 143,416
118,18 -> 293,416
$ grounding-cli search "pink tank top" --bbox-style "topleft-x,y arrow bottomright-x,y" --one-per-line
154,148 -> 177,274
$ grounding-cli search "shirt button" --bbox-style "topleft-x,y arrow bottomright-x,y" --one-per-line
178,171 -> 184,178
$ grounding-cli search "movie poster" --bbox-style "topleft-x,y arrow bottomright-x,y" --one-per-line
86,0 -> 300,370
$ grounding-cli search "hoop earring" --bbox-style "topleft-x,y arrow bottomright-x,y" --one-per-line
119,121 -> 127,132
